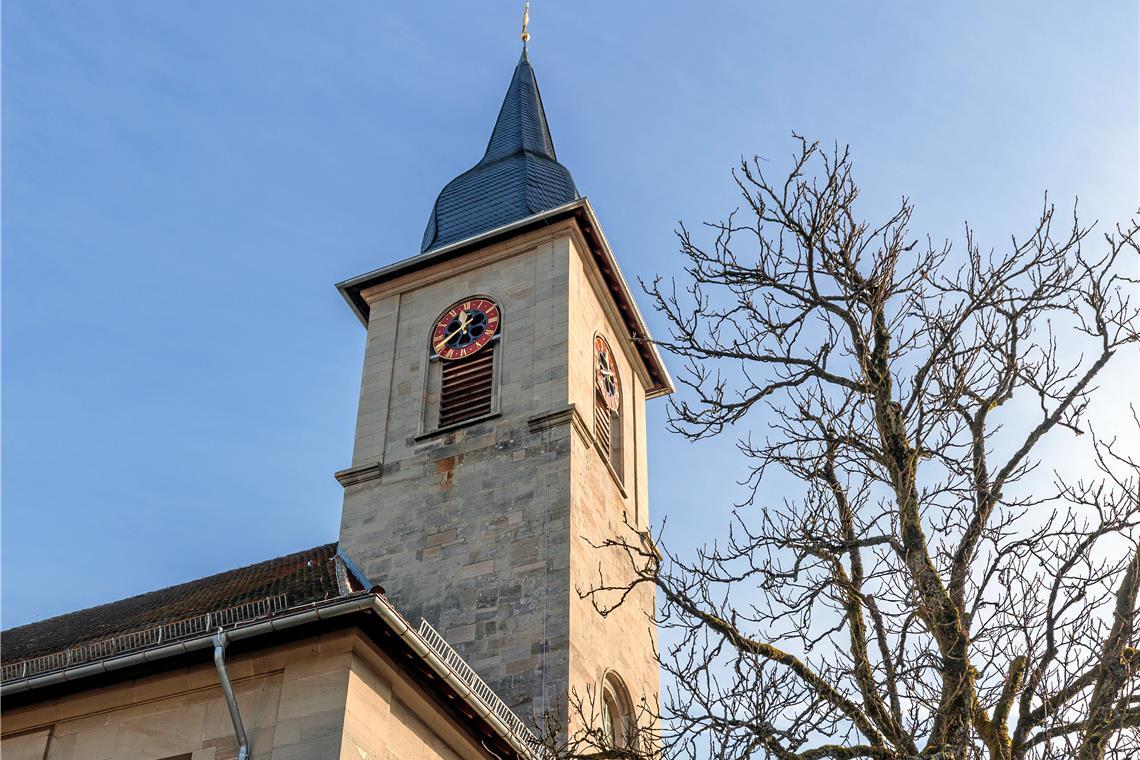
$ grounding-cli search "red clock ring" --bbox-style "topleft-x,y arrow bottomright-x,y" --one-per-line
595,335 -> 621,410
432,297 -> 500,361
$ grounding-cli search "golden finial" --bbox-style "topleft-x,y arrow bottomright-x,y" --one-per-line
521,1 -> 531,47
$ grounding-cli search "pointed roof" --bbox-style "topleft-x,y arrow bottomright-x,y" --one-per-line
421,48 -> 579,253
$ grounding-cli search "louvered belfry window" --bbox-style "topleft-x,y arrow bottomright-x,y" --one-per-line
595,388 -> 614,457
593,334 -> 623,479
438,341 -> 496,427
430,297 -> 501,429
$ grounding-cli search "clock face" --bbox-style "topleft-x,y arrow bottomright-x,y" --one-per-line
432,297 -> 500,360
595,335 -> 621,410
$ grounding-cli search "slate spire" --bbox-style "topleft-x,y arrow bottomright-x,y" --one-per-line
421,48 -> 579,253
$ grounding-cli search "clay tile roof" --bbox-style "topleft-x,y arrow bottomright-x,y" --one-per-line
1,542 -> 348,665
420,47 -> 579,253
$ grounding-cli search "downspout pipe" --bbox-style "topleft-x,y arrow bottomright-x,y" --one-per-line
213,630 -> 250,760
3,593 -> 539,759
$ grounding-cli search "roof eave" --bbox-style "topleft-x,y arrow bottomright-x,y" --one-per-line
337,198 -> 588,326
574,199 -> 676,399
335,198 -> 674,397
1,593 -> 538,760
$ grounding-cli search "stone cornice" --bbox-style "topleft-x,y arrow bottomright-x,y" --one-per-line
335,198 -> 674,398
334,461 -> 383,488
527,404 -> 592,445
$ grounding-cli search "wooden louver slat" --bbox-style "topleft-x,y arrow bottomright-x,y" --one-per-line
595,390 -> 613,459
439,344 -> 495,427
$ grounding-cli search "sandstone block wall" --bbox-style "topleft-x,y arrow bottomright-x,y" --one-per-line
340,230 -> 575,723
565,234 -> 658,733
338,223 -> 660,733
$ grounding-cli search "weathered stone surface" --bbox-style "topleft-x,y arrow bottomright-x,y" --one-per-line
339,224 -> 660,732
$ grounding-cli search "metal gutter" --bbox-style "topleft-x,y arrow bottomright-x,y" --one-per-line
1,593 -> 540,759
1,595 -> 374,696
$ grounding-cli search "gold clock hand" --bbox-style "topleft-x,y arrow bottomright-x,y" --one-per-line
434,311 -> 472,352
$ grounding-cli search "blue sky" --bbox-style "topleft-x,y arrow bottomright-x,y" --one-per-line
3,2 -> 1137,628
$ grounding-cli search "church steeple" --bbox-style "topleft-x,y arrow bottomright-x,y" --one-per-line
420,48 -> 579,253
338,29 -> 671,733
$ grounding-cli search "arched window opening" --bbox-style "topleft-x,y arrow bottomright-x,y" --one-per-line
593,334 -> 623,480
425,296 -> 501,430
600,672 -> 635,750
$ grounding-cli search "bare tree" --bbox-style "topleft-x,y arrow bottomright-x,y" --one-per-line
581,137 -> 1140,759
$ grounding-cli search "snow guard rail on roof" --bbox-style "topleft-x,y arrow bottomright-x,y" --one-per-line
417,618 -> 548,756
1,595 -> 290,683
3,594 -> 550,758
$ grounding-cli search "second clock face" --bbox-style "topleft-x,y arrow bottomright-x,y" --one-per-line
595,335 -> 621,410
432,297 -> 500,360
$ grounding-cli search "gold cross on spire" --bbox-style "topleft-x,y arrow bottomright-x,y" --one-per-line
521,1 -> 531,47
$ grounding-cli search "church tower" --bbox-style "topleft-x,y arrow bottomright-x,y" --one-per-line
334,45 -> 672,735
